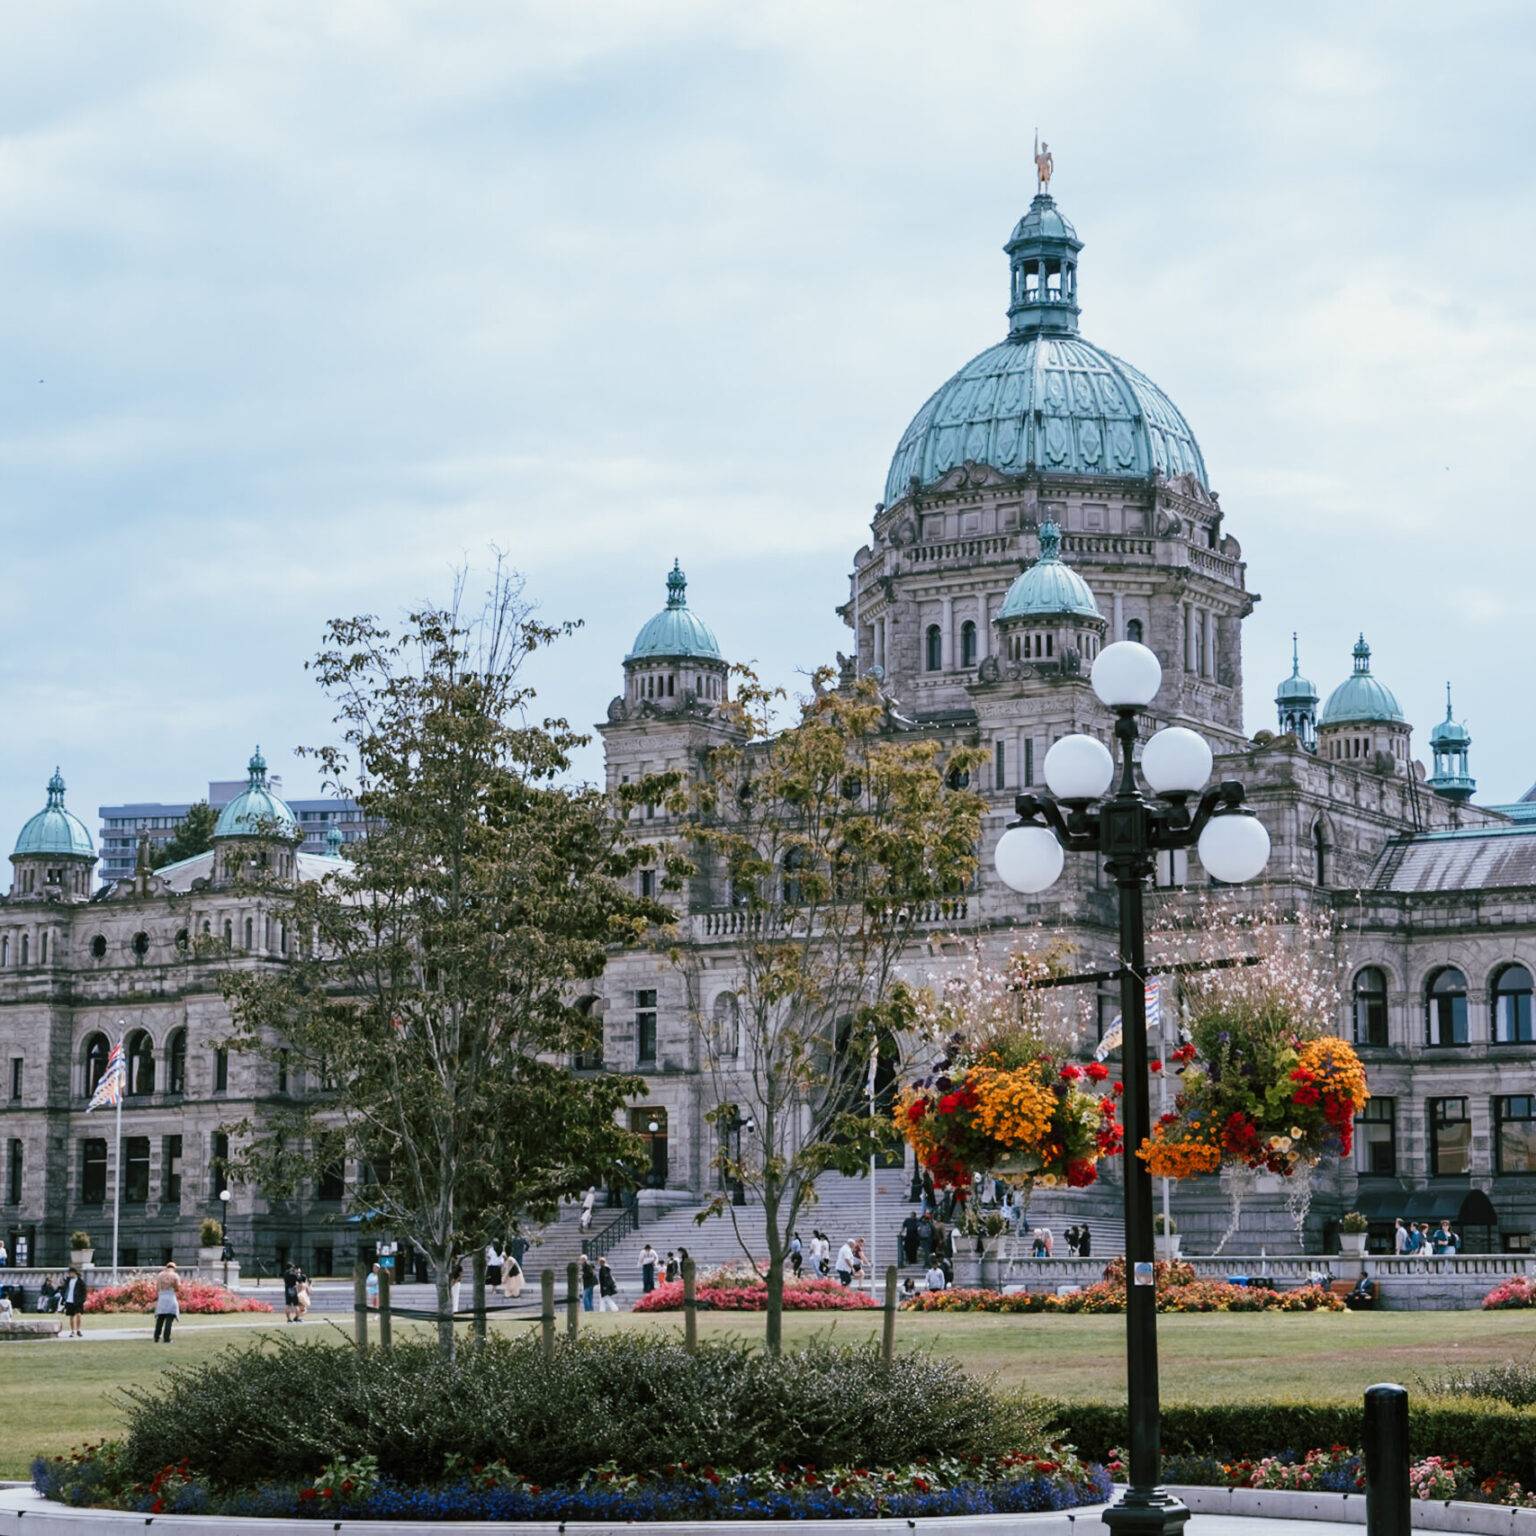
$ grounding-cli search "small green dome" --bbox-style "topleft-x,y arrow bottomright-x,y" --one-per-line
996,521 -> 1102,622
324,824 -> 346,857
626,562 -> 722,662
1318,636 -> 1405,727
1276,634 -> 1318,704
213,747 -> 301,842
1429,683 -> 1471,748
12,769 -> 95,861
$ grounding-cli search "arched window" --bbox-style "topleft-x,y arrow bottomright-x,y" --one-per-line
1126,618 -> 1144,644
223,919 -> 233,947
1426,967 -> 1469,1047
83,1033 -> 110,1098
167,1028 -> 188,1094
125,1030 -> 155,1096
19,935 -> 27,967
1352,967 -> 1389,1048
712,991 -> 742,1058
1493,964 -> 1535,1045
243,918 -> 253,950
1313,821 -> 1328,887
960,621 -> 977,667
1,936 -> 8,966
925,625 -> 942,672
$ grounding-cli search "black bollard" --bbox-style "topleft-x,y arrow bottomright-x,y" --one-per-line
1364,1382 -> 1410,1536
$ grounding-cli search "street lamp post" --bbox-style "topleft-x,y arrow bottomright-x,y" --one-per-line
218,1188 -> 231,1288
993,641 -> 1269,1536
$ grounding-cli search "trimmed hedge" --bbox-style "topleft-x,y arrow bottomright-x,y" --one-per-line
1042,1398 -> 1536,1485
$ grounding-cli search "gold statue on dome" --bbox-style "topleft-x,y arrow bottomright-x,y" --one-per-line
1034,132 -> 1053,190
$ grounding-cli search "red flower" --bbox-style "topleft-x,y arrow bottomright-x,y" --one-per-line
299,1489 -> 317,1504
1291,1085 -> 1320,1107
937,1092 -> 961,1115
1065,1158 -> 1098,1187
1149,1059 -> 1163,1073
1113,1081 -> 1125,1098
1099,1096 -> 1117,1117
1059,1064 -> 1082,1081
907,1099 -> 927,1123
912,1477 -> 931,1492
1084,1061 -> 1110,1081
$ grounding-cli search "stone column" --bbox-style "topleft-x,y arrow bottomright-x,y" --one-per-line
979,594 -> 991,660
1182,603 -> 1195,671
1203,607 -> 1217,679
941,596 -> 954,669
1112,590 -> 1124,641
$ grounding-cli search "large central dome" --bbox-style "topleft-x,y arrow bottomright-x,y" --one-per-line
883,191 -> 1207,506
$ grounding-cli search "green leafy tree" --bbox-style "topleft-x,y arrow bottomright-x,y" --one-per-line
221,570 -> 678,1355
679,669 -> 986,1354
152,801 -> 218,868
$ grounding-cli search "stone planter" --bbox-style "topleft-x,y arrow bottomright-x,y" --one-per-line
1339,1231 -> 1368,1256
1154,1234 -> 1181,1261
198,1246 -> 223,1269
69,1248 -> 93,1268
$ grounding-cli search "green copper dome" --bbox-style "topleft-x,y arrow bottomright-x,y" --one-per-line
996,521 -> 1102,621
12,769 -> 95,860
626,562 -> 722,662
1429,683 -> 1471,748
213,748 -> 301,842
1276,634 -> 1318,704
884,192 -> 1207,505
1319,636 -> 1405,727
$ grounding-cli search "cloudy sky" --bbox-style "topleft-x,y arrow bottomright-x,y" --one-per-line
3,1 -> 1534,848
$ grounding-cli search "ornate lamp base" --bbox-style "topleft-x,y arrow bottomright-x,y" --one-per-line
1102,1488 -> 1190,1535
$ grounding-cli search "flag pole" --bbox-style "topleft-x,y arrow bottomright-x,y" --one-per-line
112,1058 -> 123,1282
868,1043 -> 879,1286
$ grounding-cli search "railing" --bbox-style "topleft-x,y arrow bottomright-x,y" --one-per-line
587,1203 -> 641,1260
995,1252 -> 1536,1288
698,898 -> 971,939
904,536 -> 1017,566
1062,534 -> 1155,559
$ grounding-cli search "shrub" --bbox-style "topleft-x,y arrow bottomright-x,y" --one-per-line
114,1335 -> 1052,1492
1419,1361 -> 1536,1407
1483,1277 -> 1536,1310
1044,1399 -> 1536,1486
84,1280 -> 272,1315
198,1219 -> 224,1247
634,1277 -> 876,1312
1153,1212 -> 1177,1235
69,1231 -> 93,1251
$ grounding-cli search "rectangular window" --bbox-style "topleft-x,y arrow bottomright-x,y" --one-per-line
277,1049 -> 289,1094
210,1131 -> 229,1198
123,1136 -> 150,1203
1023,739 -> 1035,787
639,868 -> 656,900
8,1058 -> 20,1101
1354,1097 -> 1396,1176
313,1245 -> 334,1277
119,1246 -> 138,1269
318,1141 -> 346,1201
636,989 -> 658,1064
214,1048 -> 229,1093
993,740 -> 1006,791
162,1135 -> 183,1203
6,1140 -> 21,1205
1154,849 -> 1188,889
82,1138 -> 108,1204
1429,1097 -> 1471,1176
1495,1096 -> 1536,1174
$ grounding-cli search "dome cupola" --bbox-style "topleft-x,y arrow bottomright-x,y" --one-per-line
1274,634 -> 1319,749
621,562 -> 728,714
211,748 -> 301,885
1317,637 -> 1412,773
991,520 -> 1106,673
10,768 -> 96,901
883,173 -> 1207,505
324,824 -> 346,858
1427,682 -> 1475,803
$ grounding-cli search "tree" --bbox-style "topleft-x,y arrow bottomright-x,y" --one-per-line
152,801 -> 218,868
220,570 -> 679,1355
678,669 -> 986,1354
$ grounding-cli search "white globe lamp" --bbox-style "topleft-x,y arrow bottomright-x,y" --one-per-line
1197,813 -> 1271,884
1043,734 -> 1115,803
1141,727 -> 1213,797
1092,641 -> 1162,709
994,825 -> 1065,894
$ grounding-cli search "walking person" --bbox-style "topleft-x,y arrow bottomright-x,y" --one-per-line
484,1242 -> 503,1289
789,1232 -> 803,1278
282,1261 -> 303,1323
677,1246 -> 692,1281
916,1212 -> 935,1267
498,1253 -> 524,1299
1393,1217 -> 1410,1255
581,1253 -> 597,1312
1077,1224 -> 1092,1258
579,1187 -> 596,1232
597,1256 -> 619,1311
638,1242 -> 659,1294
61,1266 -> 87,1338
366,1263 -> 382,1309
664,1250 -> 679,1283
901,1210 -> 920,1266
153,1260 -> 180,1343
450,1259 -> 464,1315
834,1236 -> 861,1287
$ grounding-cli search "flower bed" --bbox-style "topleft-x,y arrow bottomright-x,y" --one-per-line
1483,1275 -> 1536,1309
634,1276 -> 876,1312
905,1277 -> 1342,1315
34,1446 -> 1112,1521
83,1279 -> 273,1315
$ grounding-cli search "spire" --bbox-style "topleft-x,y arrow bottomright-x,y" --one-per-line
46,767 -> 65,808
1428,679 -> 1475,803
1275,634 -> 1319,749
247,746 -> 268,787
1352,634 -> 1372,674
665,560 -> 687,610
1291,632 -> 1301,676
1444,680 -> 1455,721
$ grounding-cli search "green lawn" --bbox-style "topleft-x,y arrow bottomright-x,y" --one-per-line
8,1308 -> 1535,1479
